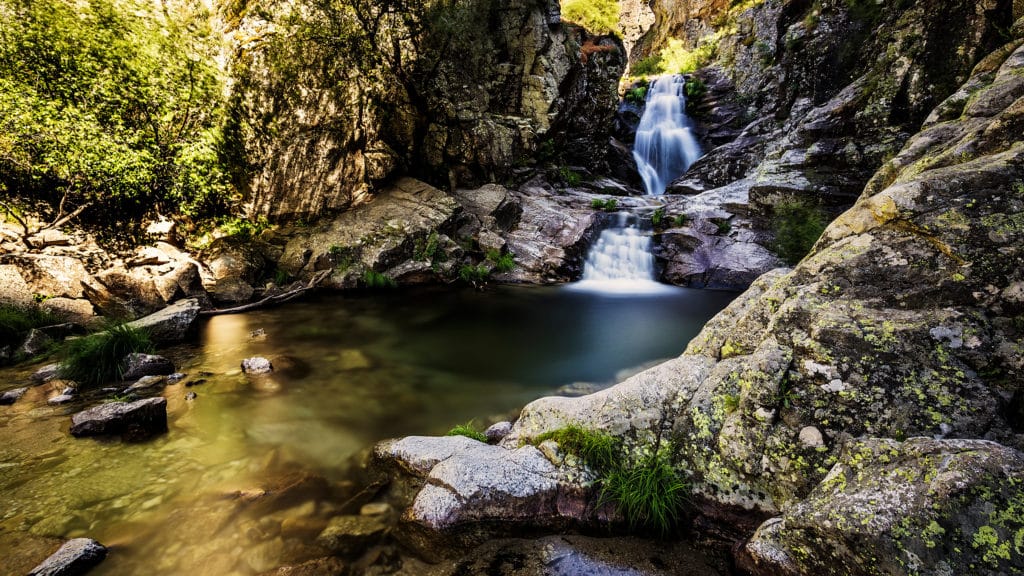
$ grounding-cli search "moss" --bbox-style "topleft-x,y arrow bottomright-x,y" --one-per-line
446,421 -> 487,442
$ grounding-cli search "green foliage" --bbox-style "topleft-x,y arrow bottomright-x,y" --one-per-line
599,447 -> 689,534
624,85 -> 648,104
684,78 -> 707,101
771,199 -> 828,265
273,269 -> 290,286
560,166 -> 583,186
361,270 -> 397,289
218,217 -> 269,242
651,207 -> 666,228
660,37 -> 717,74
631,55 -> 665,76
671,214 -> 691,227
329,245 -> 360,271
458,263 -> 490,285
560,0 -> 621,35
842,0 -> 883,22
591,198 -> 620,211
446,421 -> 488,442
0,304 -> 57,349
713,218 -> 732,235
486,249 -> 516,273
536,425 -> 620,472
0,0 -> 232,226
414,231 -> 442,262
59,323 -> 153,388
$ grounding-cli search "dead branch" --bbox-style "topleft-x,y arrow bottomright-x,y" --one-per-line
199,270 -> 333,316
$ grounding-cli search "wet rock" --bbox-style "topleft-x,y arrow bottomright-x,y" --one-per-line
740,439 -> 1024,576
48,393 -> 76,406
242,357 -> 274,374
126,375 -> 167,392
69,398 -> 168,440
484,421 -> 513,443
126,298 -> 200,344
280,517 -> 330,540
28,537 -> 107,576
258,557 -> 346,576
0,387 -> 28,405
166,373 -> 186,383
121,353 -> 175,380
209,276 -> 255,304
359,502 -> 392,517
185,391 -> 197,401
315,515 -> 389,557
19,329 -> 55,357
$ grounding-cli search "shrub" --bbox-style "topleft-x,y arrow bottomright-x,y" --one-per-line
59,323 -> 153,387
651,207 -> 666,228
713,218 -> 732,235
631,55 -> 665,76
624,85 -> 648,104
486,249 -> 516,273
560,166 -> 583,186
560,0 -> 621,35
671,213 -> 691,227
599,447 -> 689,534
536,425 -> 619,472
684,77 -> 707,101
414,231 -> 441,262
0,304 -> 57,349
329,245 -> 360,271
771,199 -> 828,265
218,216 -> 269,241
590,198 -> 619,211
361,270 -> 397,289
458,263 -> 490,285
660,37 -> 716,74
446,421 -> 488,442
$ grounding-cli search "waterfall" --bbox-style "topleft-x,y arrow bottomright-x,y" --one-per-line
632,75 -> 702,196
571,212 -> 673,294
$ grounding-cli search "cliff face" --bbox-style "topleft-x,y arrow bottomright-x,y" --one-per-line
225,0 -> 625,221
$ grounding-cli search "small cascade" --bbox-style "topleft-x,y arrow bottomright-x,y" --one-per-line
571,212 -> 673,294
632,75 -> 702,196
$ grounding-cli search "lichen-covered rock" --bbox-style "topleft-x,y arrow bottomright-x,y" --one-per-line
28,538 -> 107,576
739,438 -> 1024,576
69,398 -> 168,440
126,298 -> 200,344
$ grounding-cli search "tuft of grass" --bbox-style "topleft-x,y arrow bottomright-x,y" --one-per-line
598,448 -> 689,535
273,269 -> 290,286
329,245 -> 360,271
486,249 -> 516,274
361,270 -> 397,289
672,213 -> 691,228
560,166 -> 582,187
414,231 -> 441,263
560,0 -> 620,34
0,304 -> 57,349
771,199 -> 828,265
59,323 -> 154,388
536,424 -> 619,472
624,85 -> 648,104
458,263 -> 490,285
590,198 -> 619,212
651,207 -> 666,229
446,421 -> 488,442
713,218 -> 732,235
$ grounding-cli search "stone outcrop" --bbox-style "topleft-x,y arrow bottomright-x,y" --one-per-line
126,298 -> 200,344
120,353 -> 175,380
27,538 -> 107,576
375,30 -> 1024,568
227,0 -> 626,221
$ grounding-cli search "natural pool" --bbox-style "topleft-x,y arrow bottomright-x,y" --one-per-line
0,284 -> 735,575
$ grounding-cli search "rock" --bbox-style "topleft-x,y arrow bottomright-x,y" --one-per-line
95,259 -> 203,317
32,363 -> 61,384
28,538 -> 107,576
209,276 -> 255,304
0,264 -> 35,307
126,298 -> 200,344
11,255 -> 91,299
242,357 -> 274,375
484,421 -> 513,443
315,515 -> 389,557
797,426 -> 824,449
656,226 -> 785,290
280,517 -> 330,540
0,387 -> 28,405
19,329 -> 54,357
739,439 -> 1024,576
257,557 -> 347,576
185,391 -> 197,401
28,229 -> 72,248
359,502 -> 392,517
145,218 -> 177,243
48,394 -> 75,406
166,373 -> 186,383
126,375 -> 166,392
69,398 -> 168,440
120,353 -> 175,380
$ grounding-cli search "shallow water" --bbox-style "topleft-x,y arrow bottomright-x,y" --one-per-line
0,284 -> 734,575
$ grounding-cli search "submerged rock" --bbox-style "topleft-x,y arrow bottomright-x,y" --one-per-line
32,363 -> 61,385
69,398 -> 168,440
0,386 -> 28,405
28,538 -> 107,576
315,515 -> 389,557
242,357 -> 274,375
121,353 -> 175,380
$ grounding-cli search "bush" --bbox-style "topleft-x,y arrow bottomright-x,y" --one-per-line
772,199 -> 828,265
671,213 -> 691,227
651,207 -> 666,228
560,166 -> 583,186
446,421 -> 488,442
660,37 -> 716,74
458,263 -> 490,285
713,218 -> 732,235
624,85 -> 648,104
590,198 -> 619,211
361,270 -> 397,289
59,323 -> 153,387
631,55 -> 665,77
486,249 -> 516,273
414,231 -> 441,262
560,0 -> 621,35
0,304 -> 57,349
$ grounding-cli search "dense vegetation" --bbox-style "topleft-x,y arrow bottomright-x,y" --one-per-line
0,0 -> 232,233
560,0 -> 621,35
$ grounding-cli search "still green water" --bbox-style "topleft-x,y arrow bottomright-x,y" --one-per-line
0,285 -> 734,575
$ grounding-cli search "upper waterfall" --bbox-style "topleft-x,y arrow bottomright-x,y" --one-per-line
632,75 -> 702,196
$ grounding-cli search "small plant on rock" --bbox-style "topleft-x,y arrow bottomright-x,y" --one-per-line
651,207 -> 666,229
560,166 -> 583,187
536,424 -> 619,472
361,270 -> 397,290
446,421 -> 488,442
713,218 -> 732,235
598,445 -> 689,534
0,304 -> 57,350
672,213 -> 691,227
771,198 -> 828,265
624,85 -> 648,104
486,249 -> 516,273
591,198 -> 619,212
59,323 -> 153,388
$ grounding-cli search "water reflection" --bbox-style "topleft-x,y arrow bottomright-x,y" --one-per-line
0,285 -> 734,575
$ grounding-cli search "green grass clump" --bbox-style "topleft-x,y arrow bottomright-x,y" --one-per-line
671,213 -> 691,227
713,218 -> 732,235
590,198 -> 619,212
560,0 -> 621,35
624,85 -> 648,104
486,249 -> 516,273
599,447 -> 688,534
59,323 -> 153,387
560,166 -> 583,186
631,55 -> 664,77
536,424 -> 619,472
361,270 -> 397,289
459,263 -> 490,285
0,304 -> 57,349
771,199 -> 828,265
651,207 -> 666,228
446,421 -> 488,442
414,231 -> 441,262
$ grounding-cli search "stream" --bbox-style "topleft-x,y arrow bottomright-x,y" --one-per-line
0,284 -> 735,575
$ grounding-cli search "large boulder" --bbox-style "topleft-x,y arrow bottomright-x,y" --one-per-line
28,538 -> 107,576
739,438 -> 1024,576
69,398 -> 168,440
127,298 -> 200,344
120,353 -> 175,380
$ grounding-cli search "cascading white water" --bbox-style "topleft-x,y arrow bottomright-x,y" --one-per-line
571,212 -> 672,294
632,75 -> 702,196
